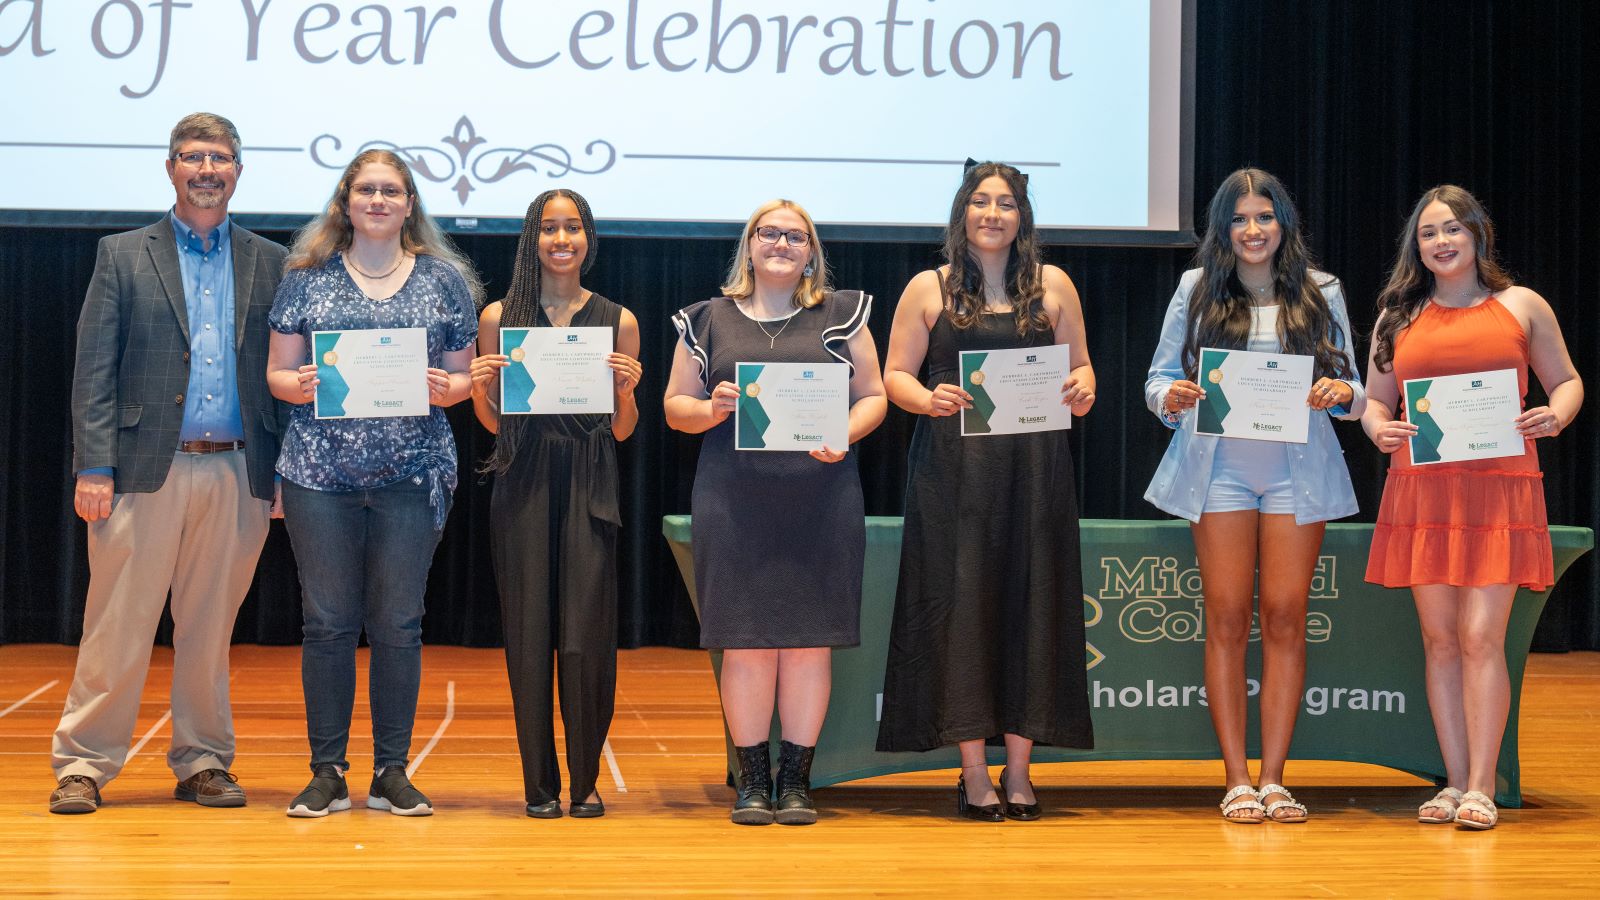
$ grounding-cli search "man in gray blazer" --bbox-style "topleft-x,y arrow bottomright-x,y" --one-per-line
50,113 -> 287,813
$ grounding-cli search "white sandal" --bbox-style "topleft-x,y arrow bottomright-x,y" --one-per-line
1418,787 -> 1464,824
1257,783 -> 1308,823
1219,784 -> 1265,824
1456,791 -> 1499,830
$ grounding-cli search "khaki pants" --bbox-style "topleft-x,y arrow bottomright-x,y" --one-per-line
52,451 -> 270,785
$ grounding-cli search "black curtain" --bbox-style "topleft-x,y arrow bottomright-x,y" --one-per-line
2,1 -> 1595,651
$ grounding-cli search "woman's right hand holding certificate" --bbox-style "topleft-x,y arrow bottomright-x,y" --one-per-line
1163,379 -> 1206,414
1369,416 -> 1419,454
469,353 -> 508,401
926,383 -> 973,417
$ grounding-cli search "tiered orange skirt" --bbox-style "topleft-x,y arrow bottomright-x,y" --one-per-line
1366,465 -> 1554,591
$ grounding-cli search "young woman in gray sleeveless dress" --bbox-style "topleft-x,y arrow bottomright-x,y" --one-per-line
664,200 -> 886,825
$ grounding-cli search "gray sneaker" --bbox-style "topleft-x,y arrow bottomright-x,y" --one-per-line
287,764 -> 351,818
49,775 -> 100,814
367,766 -> 432,816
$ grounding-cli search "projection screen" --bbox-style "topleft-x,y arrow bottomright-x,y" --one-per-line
0,0 -> 1194,243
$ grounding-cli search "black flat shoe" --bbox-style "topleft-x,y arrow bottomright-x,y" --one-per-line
569,795 -> 605,818
956,773 -> 1003,822
525,799 -> 563,819
999,767 -> 1042,821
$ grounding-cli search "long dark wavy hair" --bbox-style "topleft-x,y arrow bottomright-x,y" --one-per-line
942,161 -> 1048,335
1372,184 -> 1512,373
483,189 -> 599,475
1180,168 -> 1353,382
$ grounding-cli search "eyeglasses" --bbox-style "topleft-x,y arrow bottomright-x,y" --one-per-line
351,184 -> 410,200
172,151 -> 237,169
754,226 -> 812,248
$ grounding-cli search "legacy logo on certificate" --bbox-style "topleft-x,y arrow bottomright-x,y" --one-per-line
1403,368 -> 1523,465
499,327 -> 615,415
313,327 -> 428,419
735,362 -> 849,451
1194,348 -> 1314,443
959,344 -> 1072,436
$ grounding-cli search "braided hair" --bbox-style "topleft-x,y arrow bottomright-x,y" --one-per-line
483,189 -> 599,475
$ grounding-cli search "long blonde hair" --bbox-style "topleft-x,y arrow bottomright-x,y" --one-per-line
719,199 -> 829,308
286,149 -> 484,304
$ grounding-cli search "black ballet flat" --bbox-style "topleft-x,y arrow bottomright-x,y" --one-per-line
956,773 -> 1004,822
569,794 -> 605,818
525,799 -> 563,819
999,767 -> 1042,821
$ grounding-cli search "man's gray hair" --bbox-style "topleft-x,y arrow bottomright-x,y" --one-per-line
169,112 -> 242,161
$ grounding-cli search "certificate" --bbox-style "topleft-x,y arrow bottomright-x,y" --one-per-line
499,327 -> 615,415
1403,368 -> 1524,465
1194,347 -> 1314,443
959,344 -> 1072,436
734,362 -> 849,451
312,327 -> 428,419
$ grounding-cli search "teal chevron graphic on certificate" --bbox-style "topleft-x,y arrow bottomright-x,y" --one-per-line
1402,368 -> 1523,466
312,327 -> 428,419
1194,347 -> 1313,443
959,344 -> 1072,436
734,362 -> 849,452
499,326 -> 614,415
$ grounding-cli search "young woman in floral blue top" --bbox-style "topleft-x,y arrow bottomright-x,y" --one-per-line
267,149 -> 481,819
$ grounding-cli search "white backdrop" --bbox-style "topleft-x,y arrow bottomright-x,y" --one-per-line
0,0 -> 1189,236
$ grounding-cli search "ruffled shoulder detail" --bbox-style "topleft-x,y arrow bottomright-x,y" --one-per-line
671,298 -> 718,380
821,290 -> 872,372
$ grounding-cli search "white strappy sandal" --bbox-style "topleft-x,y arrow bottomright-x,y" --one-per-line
1456,791 -> 1499,830
1219,784 -> 1265,823
1257,783 -> 1308,823
1418,787 -> 1464,824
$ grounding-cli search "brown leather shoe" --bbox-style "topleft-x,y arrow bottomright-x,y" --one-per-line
174,768 -> 247,808
50,775 -> 100,814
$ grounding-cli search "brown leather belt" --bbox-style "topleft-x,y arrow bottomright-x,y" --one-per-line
178,439 -> 245,454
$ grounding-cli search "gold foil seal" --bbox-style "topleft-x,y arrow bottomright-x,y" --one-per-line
322,351 -> 338,366
1208,369 -> 1223,384
509,346 -> 525,362
1415,397 -> 1431,413
745,383 -> 761,398
969,370 -> 986,386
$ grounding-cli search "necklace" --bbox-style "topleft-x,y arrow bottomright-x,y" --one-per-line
751,311 -> 797,348
347,251 -> 407,280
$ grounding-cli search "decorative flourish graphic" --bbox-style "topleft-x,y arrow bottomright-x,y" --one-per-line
310,117 -> 617,205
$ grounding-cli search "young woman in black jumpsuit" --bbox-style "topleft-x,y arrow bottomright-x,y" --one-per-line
469,190 -> 643,819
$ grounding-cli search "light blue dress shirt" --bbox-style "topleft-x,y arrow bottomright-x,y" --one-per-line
172,211 -> 244,443
1143,268 -> 1368,525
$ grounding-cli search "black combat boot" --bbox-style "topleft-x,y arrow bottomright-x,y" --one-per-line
731,741 -> 774,825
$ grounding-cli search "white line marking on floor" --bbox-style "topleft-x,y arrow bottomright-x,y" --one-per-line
0,680 -> 60,719
126,709 -> 173,762
406,680 -> 455,778
603,738 -> 628,793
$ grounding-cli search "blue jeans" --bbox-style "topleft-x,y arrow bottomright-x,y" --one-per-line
282,476 -> 443,773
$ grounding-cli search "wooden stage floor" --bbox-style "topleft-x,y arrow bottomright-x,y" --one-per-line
1,644 -> 1596,898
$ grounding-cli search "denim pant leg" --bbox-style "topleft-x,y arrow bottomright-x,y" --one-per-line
281,480 -> 367,772
364,476 -> 443,771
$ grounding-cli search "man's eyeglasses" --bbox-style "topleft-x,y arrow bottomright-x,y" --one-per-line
172,151 -> 237,169
754,226 -> 812,248
351,184 -> 410,200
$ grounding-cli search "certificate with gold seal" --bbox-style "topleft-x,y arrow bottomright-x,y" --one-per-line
734,362 -> 849,451
1402,368 -> 1523,465
1193,347 -> 1313,443
312,327 -> 428,419
958,344 -> 1072,436
499,326 -> 615,415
